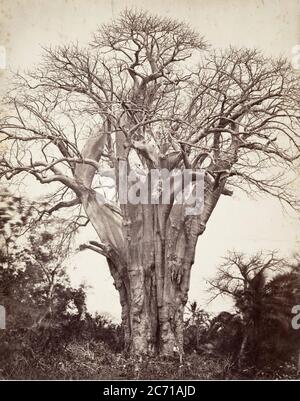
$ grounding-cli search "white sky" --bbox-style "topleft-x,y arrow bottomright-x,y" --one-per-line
1,0 -> 300,320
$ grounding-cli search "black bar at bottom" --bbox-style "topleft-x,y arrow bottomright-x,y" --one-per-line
0,378 -> 278,398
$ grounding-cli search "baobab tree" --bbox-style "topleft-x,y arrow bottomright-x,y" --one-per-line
0,10 -> 300,356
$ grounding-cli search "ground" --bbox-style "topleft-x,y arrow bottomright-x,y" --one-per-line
1,340 -> 299,380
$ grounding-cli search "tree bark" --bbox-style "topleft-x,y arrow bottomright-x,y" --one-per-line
113,201 -> 205,356
78,164 -> 224,355
74,129 -> 225,356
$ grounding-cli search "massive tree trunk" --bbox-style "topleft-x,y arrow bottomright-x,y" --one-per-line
79,184 -> 223,355
122,202 -> 203,355
74,127 -> 226,356
80,185 -> 207,355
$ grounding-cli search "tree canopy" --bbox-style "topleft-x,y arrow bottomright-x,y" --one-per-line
0,10 -> 299,230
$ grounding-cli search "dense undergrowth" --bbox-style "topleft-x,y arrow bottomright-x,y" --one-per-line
1,337 -> 299,380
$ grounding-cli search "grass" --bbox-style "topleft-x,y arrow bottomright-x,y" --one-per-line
1,340 -> 299,380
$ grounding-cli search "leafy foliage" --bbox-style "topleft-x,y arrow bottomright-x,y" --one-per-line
208,252 -> 300,367
0,188 -> 299,378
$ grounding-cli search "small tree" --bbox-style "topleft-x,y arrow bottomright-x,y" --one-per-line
183,302 -> 210,353
1,10 -> 300,355
0,188 -> 86,343
208,252 -> 300,366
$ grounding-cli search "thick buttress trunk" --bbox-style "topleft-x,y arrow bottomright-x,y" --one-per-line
119,202 -> 203,356
80,183 -> 223,356
78,175 -> 223,356
75,130 -> 226,356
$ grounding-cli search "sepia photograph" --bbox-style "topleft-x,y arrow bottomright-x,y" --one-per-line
0,0 -> 300,384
